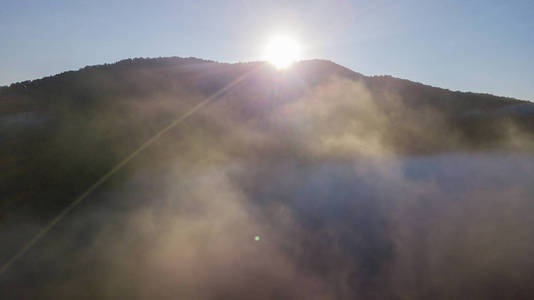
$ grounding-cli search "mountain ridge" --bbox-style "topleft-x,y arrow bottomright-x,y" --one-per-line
1,56 -> 530,103
1,55 -> 533,219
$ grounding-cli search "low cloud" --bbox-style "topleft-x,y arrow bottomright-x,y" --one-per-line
2,77 -> 534,299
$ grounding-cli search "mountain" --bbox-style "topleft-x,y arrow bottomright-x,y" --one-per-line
1,56 -> 532,214
1,57 -> 534,299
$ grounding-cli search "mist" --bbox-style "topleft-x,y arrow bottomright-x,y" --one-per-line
2,66 -> 534,299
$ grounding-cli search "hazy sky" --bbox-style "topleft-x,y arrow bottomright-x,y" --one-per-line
1,0 -> 533,100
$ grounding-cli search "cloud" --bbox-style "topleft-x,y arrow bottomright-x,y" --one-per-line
2,78 -> 534,299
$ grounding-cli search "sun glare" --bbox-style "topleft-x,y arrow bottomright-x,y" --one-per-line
263,35 -> 301,69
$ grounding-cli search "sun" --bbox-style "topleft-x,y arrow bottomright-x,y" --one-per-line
263,35 -> 301,69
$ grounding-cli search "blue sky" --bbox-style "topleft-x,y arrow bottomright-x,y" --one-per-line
1,0 -> 533,100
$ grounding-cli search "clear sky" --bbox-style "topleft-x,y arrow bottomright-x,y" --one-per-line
1,0 -> 533,100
